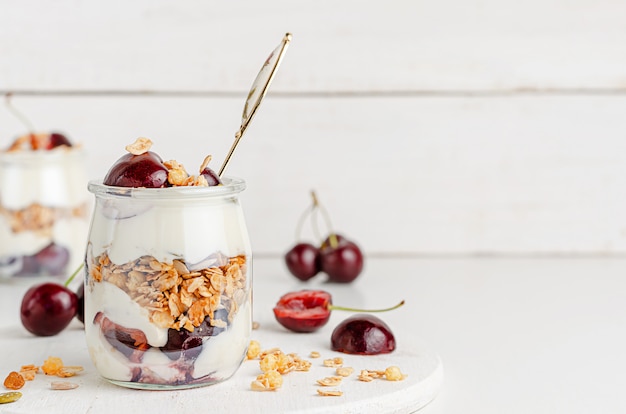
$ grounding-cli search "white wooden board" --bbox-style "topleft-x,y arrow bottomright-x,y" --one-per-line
0,276 -> 442,414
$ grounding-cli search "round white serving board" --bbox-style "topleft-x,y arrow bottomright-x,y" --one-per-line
0,320 -> 442,414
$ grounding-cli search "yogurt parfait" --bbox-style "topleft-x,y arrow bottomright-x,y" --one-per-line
0,133 -> 89,279
84,138 -> 252,389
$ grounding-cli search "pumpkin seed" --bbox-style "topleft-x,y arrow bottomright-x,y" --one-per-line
0,391 -> 22,404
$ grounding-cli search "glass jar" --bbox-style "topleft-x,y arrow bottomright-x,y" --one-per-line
84,178 -> 252,390
0,149 -> 89,280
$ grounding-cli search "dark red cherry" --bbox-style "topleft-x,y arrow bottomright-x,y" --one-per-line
319,235 -> 364,283
20,283 -> 78,336
285,243 -> 320,281
273,290 -> 332,333
15,255 -> 40,276
331,314 -> 396,355
94,313 -> 150,363
35,243 -> 70,276
47,132 -> 72,149
103,151 -> 169,188
75,283 -> 84,324
200,166 -> 222,186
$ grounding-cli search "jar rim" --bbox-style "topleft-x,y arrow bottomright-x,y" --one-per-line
0,147 -> 84,163
88,176 -> 246,199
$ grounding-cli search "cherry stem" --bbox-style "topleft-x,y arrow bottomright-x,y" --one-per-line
309,191 -> 334,244
63,263 -> 85,288
328,300 -> 405,313
5,93 -> 35,133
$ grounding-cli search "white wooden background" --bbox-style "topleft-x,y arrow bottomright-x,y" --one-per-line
1,0 -> 626,256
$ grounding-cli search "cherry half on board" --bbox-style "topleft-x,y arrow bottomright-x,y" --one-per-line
331,314 -> 397,355
273,290 -> 404,333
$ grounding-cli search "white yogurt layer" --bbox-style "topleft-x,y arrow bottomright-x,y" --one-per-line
85,280 -> 251,383
88,197 -> 251,265
0,149 -> 88,210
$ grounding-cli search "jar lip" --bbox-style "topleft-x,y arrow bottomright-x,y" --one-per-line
0,147 -> 84,162
88,176 -> 246,199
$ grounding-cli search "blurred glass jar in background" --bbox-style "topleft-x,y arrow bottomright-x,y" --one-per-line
0,133 -> 89,280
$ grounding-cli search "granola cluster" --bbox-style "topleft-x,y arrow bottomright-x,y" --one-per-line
248,345 -> 313,392
3,357 -> 83,393
124,137 -> 212,187
89,252 -> 248,332
0,202 -> 87,235
246,341 -> 407,396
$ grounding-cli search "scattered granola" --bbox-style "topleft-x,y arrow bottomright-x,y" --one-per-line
42,357 -> 64,376
309,351 -> 321,359
252,321 -> 260,330
251,370 -> 283,391
3,372 -> 25,390
50,381 -> 79,390
19,365 -> 39,381
316,376 -> 343,387
384,366 -> 407,381
247,340 -> 261,360
323,357 -> 343,368
317,389 -> 343,397
335,367 -> 354,377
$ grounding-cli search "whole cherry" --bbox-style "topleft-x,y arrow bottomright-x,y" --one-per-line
21,283 -> 78,336
284,243 -> 320,281
273,290 -> 404,333
284,192 -> 365,283
103,151 -> 169,188
331,314 -> 396,355
19,263 -> 84,336
319,234 -> 363,283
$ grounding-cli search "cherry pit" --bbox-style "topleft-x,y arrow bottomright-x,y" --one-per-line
285,192 -> 364,283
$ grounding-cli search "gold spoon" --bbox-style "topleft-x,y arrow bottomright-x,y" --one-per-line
218,33 -> 292,177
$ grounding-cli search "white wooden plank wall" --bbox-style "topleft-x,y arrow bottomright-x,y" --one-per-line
1,0 -> 626,256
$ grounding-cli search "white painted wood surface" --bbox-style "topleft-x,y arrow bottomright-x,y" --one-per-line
1,1 -> 626,255
2,257 -> 626,414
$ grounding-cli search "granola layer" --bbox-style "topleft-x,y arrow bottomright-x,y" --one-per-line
88,252 -> 247,333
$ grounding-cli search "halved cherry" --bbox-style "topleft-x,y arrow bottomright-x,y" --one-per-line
273,290 -> 404,333
331,314 -> 396,355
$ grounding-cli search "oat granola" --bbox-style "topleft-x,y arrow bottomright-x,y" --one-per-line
88,251 -> 247,332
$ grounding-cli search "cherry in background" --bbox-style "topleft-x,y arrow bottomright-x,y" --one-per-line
284,191 -> 364,283
285,243 -> 320,281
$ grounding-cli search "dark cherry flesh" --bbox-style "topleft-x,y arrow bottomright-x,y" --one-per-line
103,151 -> 169,188
273,290 -> 332,333
320,235 -> 364,283
200,166 -> 222,186
35,243 -> 70,275
20,283 -> 78,336
75,283 -> 84,324
160,308 -> 229,361
94,313 -> 150,363
285,243 -> 320,281
47,132 -> 72,149
331,314 -> 396,355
